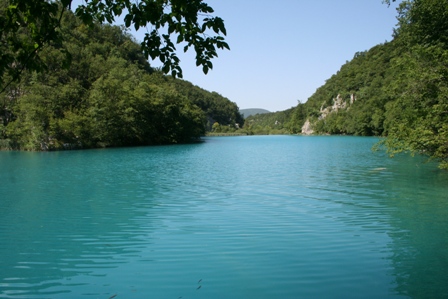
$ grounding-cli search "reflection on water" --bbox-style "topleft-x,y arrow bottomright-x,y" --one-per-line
378,157 -> 448,298
0,136 -> 447,298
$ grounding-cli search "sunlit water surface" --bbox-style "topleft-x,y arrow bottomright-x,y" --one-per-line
1,136 -> 447,299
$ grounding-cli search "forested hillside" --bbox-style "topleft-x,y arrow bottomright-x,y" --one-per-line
298,41 -> 398,136
0,8 -> 242,150
280,0 -> 448,168
170,79 -> 244,131
244,108 -> 296,135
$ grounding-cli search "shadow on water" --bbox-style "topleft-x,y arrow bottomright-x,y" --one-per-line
241,136 -> 448,298
305,139 -> 448,298
377,156 -> 448,298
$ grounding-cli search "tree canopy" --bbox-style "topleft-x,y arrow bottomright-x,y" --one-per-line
0,10 -> 241,150
0,0 -> 229,92
379,0 -> 448,168
245,0 -> 447,168
282,0 -> 448,168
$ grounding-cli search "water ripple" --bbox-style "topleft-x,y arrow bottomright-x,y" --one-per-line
1,136 -> 447,298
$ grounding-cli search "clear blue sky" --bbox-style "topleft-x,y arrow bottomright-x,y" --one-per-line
77,1 -> 402,112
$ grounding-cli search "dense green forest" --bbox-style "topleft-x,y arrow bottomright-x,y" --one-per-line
1,0 -> 447,168
243,108 -> 296,135
251,0 -> 448,169
0,8 -> 242,150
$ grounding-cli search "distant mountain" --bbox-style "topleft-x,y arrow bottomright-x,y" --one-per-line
240,108 -> 270,118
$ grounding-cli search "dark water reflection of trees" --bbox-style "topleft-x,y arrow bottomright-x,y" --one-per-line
380,158 -> 448,298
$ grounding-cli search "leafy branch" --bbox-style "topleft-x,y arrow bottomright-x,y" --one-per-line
0,0 -> 229,92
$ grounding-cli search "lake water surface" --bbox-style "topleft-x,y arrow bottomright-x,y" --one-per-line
1,136 -> 447,298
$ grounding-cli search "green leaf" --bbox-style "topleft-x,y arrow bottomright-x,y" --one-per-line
162,64 -> 170,73
124,15 -> 132,27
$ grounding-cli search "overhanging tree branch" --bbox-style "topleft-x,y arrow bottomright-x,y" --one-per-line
0,0 -> 229,92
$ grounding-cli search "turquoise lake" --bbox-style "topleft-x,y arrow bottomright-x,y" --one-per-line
1,135 -> 447,298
